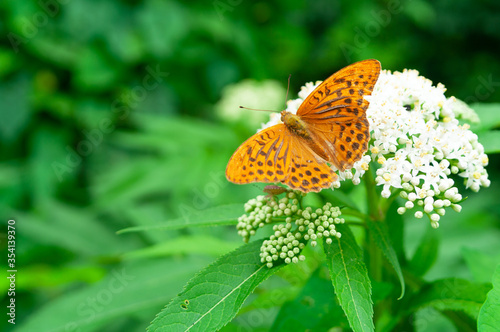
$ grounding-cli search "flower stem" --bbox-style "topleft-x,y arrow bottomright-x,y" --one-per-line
364,169 -> 384,279
364,168 -> 384,222
363,167 -> 389,324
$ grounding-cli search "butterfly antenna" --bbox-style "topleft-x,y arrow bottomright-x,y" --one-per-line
238,75 -> 292,113
238,106 -> 276,112
285,74 -> 291,106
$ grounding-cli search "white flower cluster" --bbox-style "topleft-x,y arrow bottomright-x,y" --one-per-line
366,69 -> 489,226
257,68 -> 489,226
237,192 -> 344,268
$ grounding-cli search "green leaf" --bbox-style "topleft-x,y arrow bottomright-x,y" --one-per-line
17,200 -> 130,256
29,126 -> 72,203
413,307 -> 469,332
74,46 -> 123,91
321,188 -> 359,210
324,224 -> 374,332
478,264 -> 500,332
470,103 -> 500,131
462,248 -> 500,283
408,278 -> 491,319
147,241 -> 283,332
466,103 -> 500,154
15,257 -> 211,332
366,219 -> 405,299
371,280 -> 394,304
271,266 -> 347,331
29,36 -> 81,67
0,47 -> 18,76
118,204 -> 242,234
409,224 -> 440,277
124,235 -> 241,260
0,74 -> 31,142
13,265 -> 105,291
137,0 -> 188,58
476,130 -> 500,154
105,20 -> 145,63
385,199 -> 406,263
441,310 -> 477,332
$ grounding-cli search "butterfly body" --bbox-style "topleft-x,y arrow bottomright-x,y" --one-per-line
281,111 -> 310,139
282,111 -> 333,166
226,59 -> 381,193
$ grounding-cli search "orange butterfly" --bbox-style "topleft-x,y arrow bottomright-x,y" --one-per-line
226,59 -> 381,193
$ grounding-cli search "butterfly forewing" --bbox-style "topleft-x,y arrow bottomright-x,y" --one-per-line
298,59 -> 381,119
297,59 -> 380,170
226,125 -> 292,185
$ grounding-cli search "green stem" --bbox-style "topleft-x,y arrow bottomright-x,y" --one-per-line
363,168 -> 387,323
381,188 -> 402,216
368,231 -> 382,280
364,169 -> 384,222
363,169 -> 384,275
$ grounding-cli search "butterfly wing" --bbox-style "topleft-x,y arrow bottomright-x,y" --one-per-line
285,137 -> 338,192
297,59 -> 381,170
297,59 -> 381,119
226,125 -> 337,192
308,117 -> 371,170
226,125 -> 291,185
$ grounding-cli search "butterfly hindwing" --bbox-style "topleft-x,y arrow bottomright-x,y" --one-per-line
311,117 -> 370,170
284,138 -> 337,192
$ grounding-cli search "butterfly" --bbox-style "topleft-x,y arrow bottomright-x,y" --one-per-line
226,59 -> 381,193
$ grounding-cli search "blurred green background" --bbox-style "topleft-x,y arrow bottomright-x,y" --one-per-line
1,0 -> 499,331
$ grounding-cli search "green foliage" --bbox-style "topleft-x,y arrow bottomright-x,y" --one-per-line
147,241 -> 283,332
366,219 -> 405,299
16,258 -> 212,332
407,278 -> 491,319
462,248 -> 500,283
271,267 -> 347,331
409,225 -> 440,277
471,103 -> 500,153
0,0 -> 499,331
478,264 -> 500,332
324,224 -> 374,332
118,204 -> 242,234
